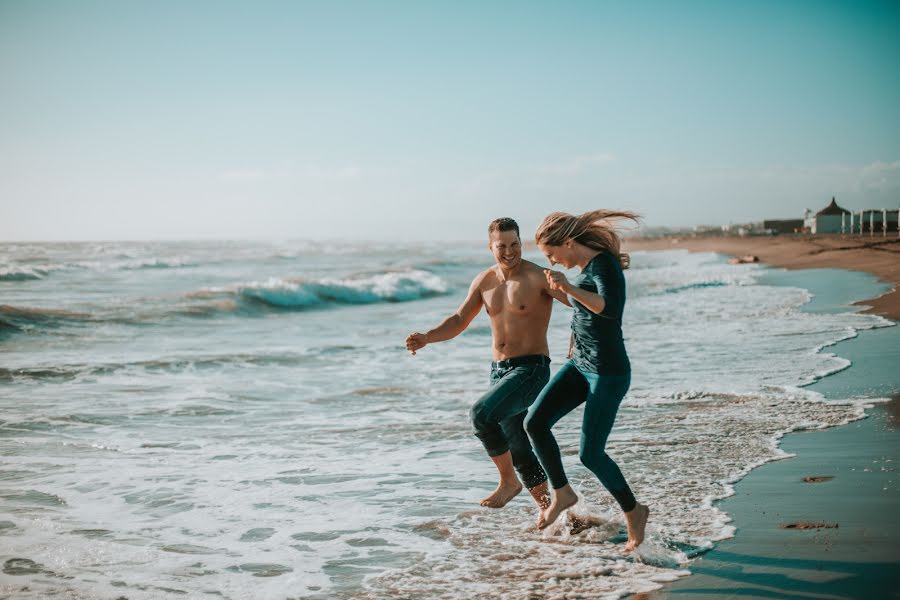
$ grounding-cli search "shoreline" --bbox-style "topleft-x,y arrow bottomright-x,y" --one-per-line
653,396 -> 899,600
623,234 -> 900,322
630,252 -> 900,599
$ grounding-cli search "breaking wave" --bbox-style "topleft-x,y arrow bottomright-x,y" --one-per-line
0,258 -> 194,282
0,267 -> 48,281
0,270 -> 450,337
208,269 -> 449,310
0,305 -> 98,333
0,352 -> 313,382
661,281 -> 729,295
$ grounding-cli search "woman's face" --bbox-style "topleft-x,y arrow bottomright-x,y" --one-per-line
538,242 -> 576,269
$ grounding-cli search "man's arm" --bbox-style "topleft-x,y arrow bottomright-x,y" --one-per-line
405,274 -> 485,354
545,286 -> 572,307
536,263 -> 572,306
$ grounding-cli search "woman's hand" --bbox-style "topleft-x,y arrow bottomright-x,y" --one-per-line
544,269 -> 572,294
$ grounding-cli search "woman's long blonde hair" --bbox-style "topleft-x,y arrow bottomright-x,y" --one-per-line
535,210 -> 641,257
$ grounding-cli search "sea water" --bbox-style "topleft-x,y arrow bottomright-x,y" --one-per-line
0,241 -> 892,599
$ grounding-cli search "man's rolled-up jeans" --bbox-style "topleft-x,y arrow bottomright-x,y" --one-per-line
469,354 -> 550,490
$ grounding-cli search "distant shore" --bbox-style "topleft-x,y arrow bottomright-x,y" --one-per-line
623,234 -> 900,321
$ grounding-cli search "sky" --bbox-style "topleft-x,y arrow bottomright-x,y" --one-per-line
1,0 -> 899,241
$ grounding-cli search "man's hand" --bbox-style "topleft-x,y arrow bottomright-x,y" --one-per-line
544,269 -> 571,294
619,253 -> 630,270
405,332 -> 429,355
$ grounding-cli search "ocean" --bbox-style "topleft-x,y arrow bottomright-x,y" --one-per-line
0,240 -> 892,599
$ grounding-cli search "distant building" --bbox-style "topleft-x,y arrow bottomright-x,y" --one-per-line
763,219 -> 804,234
853,208 -> 899,234
805,198 -> 851,234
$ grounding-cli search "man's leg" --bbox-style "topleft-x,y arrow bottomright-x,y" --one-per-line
498,365 -> 552,509
481,451 -> 523,508
500,410 -> 549,507
470,365 -> 547,508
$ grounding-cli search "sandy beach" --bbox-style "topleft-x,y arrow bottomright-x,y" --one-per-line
624,235 -> 900,321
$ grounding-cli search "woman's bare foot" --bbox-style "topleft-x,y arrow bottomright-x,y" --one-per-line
480,480 -> 523,508
624,503 -> 650,552
537,484 -> 578,529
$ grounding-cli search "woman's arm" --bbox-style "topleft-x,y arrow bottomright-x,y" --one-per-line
542,274 -> 572,307
544,270 -> 605,315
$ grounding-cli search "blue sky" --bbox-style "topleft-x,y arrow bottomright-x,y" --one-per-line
2,1 -> 898,241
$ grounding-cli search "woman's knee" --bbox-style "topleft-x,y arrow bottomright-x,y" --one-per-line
579,446 -> 607,471
578,449 -> 591,469
523,409 -> 545,437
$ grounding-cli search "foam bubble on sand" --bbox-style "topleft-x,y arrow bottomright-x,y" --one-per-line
632,537 -> 690,570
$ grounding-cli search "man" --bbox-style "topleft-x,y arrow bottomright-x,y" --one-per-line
405,218 -> 570,512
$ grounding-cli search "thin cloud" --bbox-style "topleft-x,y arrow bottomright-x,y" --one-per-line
538,153 -> 616,176
220,163 -> 392,182
295,165 -> 372,179
221,169 -> 267,180
861,160 -> 900,176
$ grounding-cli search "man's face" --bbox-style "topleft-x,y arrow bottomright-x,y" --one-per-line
488,229 -> 522,269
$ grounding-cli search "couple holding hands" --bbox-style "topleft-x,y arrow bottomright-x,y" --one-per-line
405,210 -> 649,552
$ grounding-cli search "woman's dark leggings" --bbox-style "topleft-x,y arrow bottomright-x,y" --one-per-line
524,361 -> 636,512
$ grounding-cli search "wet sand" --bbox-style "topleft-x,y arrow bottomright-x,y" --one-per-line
623,234 -> 900,321
631,257 -> 900,600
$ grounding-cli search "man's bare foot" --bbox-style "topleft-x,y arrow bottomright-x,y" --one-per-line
529,482 -> 552,525
480,481 -> 523,508
528,481 -> 551,510
568,512 -> 590,535
624,503 -> 650,552
537,484 -> 578,529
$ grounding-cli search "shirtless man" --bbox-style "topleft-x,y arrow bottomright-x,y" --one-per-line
405,218 -> 570,513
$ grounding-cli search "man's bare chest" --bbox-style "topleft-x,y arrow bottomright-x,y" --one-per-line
482,279 -> 544,316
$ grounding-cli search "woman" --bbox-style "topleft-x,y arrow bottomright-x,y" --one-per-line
524,209 -> 649,552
